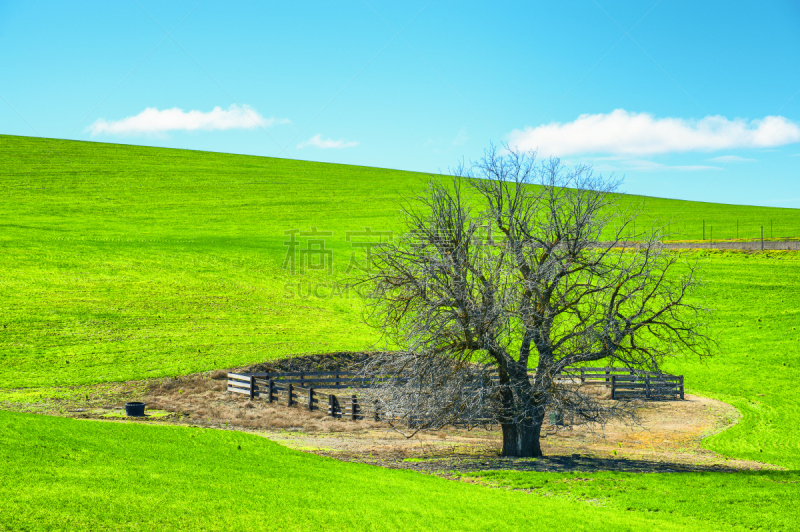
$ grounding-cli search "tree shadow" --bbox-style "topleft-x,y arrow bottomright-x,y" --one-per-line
399,453 -> 750,474
484,455 -> 742,473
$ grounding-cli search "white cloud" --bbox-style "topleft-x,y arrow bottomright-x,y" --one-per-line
297,134 -> 359,149
508,109 -> 800,157
87,104 -> 287,136
707,155 -> 756,163
623,160 -> 719,172
585,156 -> 719,172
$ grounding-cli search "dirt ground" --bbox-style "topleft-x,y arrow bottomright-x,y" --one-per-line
3,363 -> 779,475
258,392 -> 773,474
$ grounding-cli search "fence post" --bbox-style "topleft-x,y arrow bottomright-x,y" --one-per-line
328,394 -> 334,417
308,387 -> 314,412
335,372 -> 340,387
645,377 -> 651,399
373,400 -> 380,421
268,379 -> 274,403
580,368 -> 585,384
761,226 -> 764,251
679,376 -> 685,400
249,375 -> 255,400
605,368 -> 610,385
610,375 -> 616,400
351,395 -> 358,421
300,371 -> 304,387
287,383 -> 293,407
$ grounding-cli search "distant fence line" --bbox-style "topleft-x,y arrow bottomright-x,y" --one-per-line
226,367 -> 684,422
662,240 -> 800,251
663,219 -> 798,243
609,239 -> 800,251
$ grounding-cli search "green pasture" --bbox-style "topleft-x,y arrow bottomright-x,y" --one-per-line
665,251 -> 800,470
0,410 -> 714,532
464,469 -> 800,531
2,135 -> 800,529
1,134 -> 411,387
620,197 -> 800,242
2,134 -> 800,389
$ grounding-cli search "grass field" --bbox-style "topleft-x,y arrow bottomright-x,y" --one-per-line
3,134 -> 800,389
0,410 -> 723,532
2,134 -> 800,530
669,251 -> 800,469
464,469 -> 800,530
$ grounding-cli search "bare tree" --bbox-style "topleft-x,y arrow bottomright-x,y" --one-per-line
361,146 -> 711,457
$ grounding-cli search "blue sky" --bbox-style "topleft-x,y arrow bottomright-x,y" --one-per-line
1,0 -> 799,207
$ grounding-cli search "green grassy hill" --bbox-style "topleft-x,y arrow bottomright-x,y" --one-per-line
1,134 -> 423,387
2,134 -> 800,530
2,134 -> 799,389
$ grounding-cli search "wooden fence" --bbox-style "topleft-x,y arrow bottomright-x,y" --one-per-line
227,372 -> 381,420
227,366 -> 684,421
564,367 -> 684,400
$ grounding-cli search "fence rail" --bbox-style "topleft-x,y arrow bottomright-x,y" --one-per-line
228,375 -> 383,420
558,367 -> 684,399
228,366 -> 684,422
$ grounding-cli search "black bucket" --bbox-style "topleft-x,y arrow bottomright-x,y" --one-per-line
125,402 -> 146,417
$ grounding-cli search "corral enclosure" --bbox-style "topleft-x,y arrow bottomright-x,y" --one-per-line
226,367 -> 685,424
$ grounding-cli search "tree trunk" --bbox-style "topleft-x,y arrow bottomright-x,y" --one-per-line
495,359 -> 545,458
501,420 -> 543,457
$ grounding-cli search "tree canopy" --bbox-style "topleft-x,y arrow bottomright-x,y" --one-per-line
361,146 -> 711,457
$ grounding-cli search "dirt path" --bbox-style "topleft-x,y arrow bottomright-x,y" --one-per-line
2,368 -> 777,474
